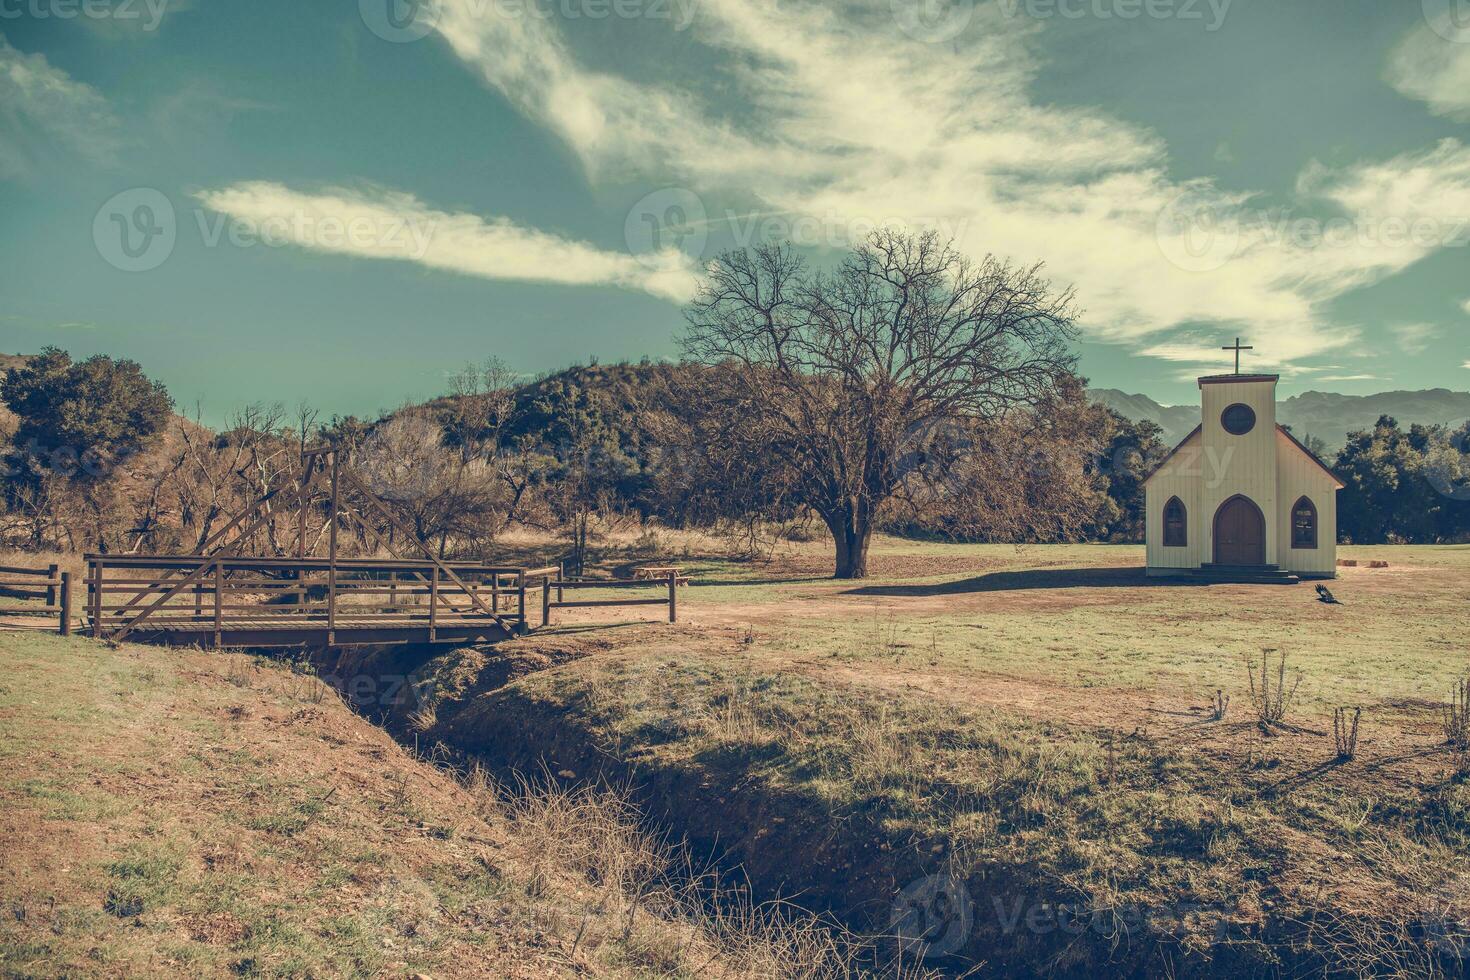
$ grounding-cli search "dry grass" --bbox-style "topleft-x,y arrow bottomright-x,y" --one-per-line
477,649 -> 1470,975
0,631 -> 889,979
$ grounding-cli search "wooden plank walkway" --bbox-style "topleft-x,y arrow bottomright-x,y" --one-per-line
104,613 -> 516,648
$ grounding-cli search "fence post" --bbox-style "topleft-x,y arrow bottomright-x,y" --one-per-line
45,563 -> 59,607
429,564 -> 439,642
517,573 -> 527,628
213,560 -> 223,647
542,574 -> 552,627
558,561 -> 565,603
89,560 -> 101,639
668,571 -> 677,623
58,571 -> 72,636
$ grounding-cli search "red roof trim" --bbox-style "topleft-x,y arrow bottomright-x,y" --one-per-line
1198,374 -> 1280,385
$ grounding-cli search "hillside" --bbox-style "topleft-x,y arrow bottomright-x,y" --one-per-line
1090,386 -> 1470,450
0,632 -> 841,978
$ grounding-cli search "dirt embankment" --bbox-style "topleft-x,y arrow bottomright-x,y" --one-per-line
317,638 -> 1371,978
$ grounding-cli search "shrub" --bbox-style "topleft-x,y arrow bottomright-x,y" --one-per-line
1246,649 -> 1300,729
1333,707 -> 1361,761
1444,678 -> 1470,749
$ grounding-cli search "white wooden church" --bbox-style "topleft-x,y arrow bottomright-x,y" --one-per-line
1143,342 -> 1342,583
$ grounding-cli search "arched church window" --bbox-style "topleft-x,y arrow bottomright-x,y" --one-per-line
1163,496 -> 1187,547
1291,496 -> 1317,549
1221,403 -> 1256,436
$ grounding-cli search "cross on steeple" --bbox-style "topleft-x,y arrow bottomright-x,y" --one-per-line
1223,337 -> 1253,374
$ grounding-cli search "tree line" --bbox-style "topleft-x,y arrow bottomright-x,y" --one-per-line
2,233 -> 1462,574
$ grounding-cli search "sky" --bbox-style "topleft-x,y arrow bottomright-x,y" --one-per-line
1,0 -> 1469,426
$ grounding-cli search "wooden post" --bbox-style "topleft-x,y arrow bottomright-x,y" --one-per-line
89,561 -> 101,639
58,571 -> 72,636
542,574 -> 552,627
668,571 -> 677,623
557,561 -> 565,603
327,451 -> 339,641
517,573 -> 526,628
491,569 -> 500,613
45,563 -> 59,607
213,560 -> 223,647
429,564 -> 439,641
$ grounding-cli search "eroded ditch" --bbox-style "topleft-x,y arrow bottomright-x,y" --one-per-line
297,639 -> 1438,979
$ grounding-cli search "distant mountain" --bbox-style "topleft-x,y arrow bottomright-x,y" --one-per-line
1089,387 -> 1470,451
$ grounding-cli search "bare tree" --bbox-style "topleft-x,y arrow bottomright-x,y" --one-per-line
682,230 -> 1078,578
354,413 -> 503,557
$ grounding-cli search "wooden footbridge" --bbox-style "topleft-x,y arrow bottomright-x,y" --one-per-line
4,447 -> 678,648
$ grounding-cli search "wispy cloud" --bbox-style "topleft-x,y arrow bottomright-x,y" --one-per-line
1318,374 -> 1380,382
428,0 -> 1470,374
1386,14 -> 1470,121
1389,322 -> 1438,354
194,181 -> 701,302
0,35 -> 117,178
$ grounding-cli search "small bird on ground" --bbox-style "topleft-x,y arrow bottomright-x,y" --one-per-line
1315,584 -> 1342,604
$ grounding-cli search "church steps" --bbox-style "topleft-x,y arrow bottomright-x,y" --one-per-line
1191,564 -> 1300,585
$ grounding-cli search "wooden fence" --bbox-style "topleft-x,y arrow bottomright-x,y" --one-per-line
1,555 -> 680,645
85,555 -> 531,645
0,563 -> 72,635
539,571 -> 678,626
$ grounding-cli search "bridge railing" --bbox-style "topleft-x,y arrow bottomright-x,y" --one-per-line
84,555 -> 531,640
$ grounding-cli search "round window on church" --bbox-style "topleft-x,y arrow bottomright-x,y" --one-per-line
1221,403 -> 1256,436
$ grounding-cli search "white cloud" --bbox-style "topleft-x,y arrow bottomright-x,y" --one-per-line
1386,16 -> 1470,121
426,0 -> 1470,374
0,35 -> 117,178
194,181 -> 701,302
1389,322 -> 1438,354
1463,298 -> 1470,316
1318,374 -> 1380,382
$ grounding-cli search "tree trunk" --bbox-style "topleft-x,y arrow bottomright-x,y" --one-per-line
826,506 -> 873,579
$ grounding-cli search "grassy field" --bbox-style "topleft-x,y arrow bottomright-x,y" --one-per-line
0,631 -> 857,979
361,536 -> 1470,976
6,535 -> 1470,976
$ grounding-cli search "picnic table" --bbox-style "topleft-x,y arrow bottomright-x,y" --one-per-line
633,565 -> 690,586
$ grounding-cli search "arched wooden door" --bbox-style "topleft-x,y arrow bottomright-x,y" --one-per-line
1213,495 -> 1265,565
